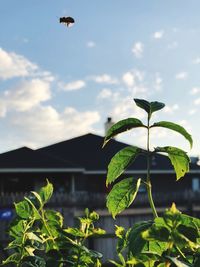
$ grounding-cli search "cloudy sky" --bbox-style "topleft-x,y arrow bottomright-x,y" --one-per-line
0,1 -> 200,156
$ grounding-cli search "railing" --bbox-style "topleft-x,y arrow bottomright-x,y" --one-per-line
0,190 -> 199,263
0,189 -> 199,208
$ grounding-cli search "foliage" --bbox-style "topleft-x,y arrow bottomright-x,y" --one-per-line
103,98 -> 200,266
2,181 -> 105,267
103,98 -> 192,218
1,98 -> 200,267
111,204 -> 200,266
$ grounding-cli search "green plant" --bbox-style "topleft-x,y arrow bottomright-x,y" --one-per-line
2,181 -> 105,267
103,98 -> 200,266
2,98 -> 200,267
111,204 -> 200,266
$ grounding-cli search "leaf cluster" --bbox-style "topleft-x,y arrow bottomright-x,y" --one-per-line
111,204 -> 200,267
2,181 -> 105,267
104,99 -> 192,218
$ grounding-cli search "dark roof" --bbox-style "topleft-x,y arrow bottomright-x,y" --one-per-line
37,133 -> 175,171
0,147 -> 81,169
0,134 -> 198,173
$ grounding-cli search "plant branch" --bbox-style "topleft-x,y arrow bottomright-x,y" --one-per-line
146,115 -> 158,218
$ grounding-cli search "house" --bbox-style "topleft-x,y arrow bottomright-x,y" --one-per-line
0,133 -> 200,261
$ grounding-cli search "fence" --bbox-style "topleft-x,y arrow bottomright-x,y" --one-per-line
0,189 -> 199,263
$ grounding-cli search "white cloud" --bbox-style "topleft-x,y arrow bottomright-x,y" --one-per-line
194,98 -> 200,105
0,79 -> 51,115
154,73 -> 163,91
122,72 -> 135,87
97,88 -> 112,99
60,80 -> 86,91
10,105 -> 100,148
167,41 -> 178,50
132,42 -> 144,58
175,72 -> 188,80
188,109 -> 197,115
153,30 -> 164,39
121,70 -> 149,97
122,70 -> 144,88
97,88 -> 119,100
164,104 -> 179,114
190,87 -> 200,95
111,96 -> 146,121
0,47 -> 38,80
192,57 -> 200,64
90,74 -> 118,84
87,41 -> 96,48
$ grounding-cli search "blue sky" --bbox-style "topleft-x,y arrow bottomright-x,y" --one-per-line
0,1 -> 200,156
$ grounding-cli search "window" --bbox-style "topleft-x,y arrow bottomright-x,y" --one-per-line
192,178 -> 200,192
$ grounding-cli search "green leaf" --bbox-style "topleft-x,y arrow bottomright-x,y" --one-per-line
2,253 -> 21,265
163,203 -> 182,228
106,178 -> 141,218
39,180 -> 53,204
24,197 -> 41,220
45,210 -> 63,227
21,255 -> 46,267
26,232 -> 43,243
142,224 -> 170,242
106,146 -> 142,185
134,99 -> 165,118
65,227 -> 86,237
180,214 -> 200,231
15,200 -> 32,219
31,191 -> 43,208
166,256 -> 191,267
155,146 -> 190,180
9,220 -> 27,238
128,221 -> 153,255
151,121 -> 193,149
103,118 -> 146,147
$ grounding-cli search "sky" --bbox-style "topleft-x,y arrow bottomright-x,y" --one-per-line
0,1 -> 200,156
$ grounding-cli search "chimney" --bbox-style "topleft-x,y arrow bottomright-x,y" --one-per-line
105,117 -> 114,136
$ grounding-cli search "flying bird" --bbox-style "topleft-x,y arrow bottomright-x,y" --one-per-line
59,17 -> 75,27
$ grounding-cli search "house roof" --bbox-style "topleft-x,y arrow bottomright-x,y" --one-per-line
0,133 -> 198,173
37,133 -> 178,172
0,146 -> 82,171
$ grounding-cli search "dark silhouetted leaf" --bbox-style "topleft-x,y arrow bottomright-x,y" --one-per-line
134,99 -> 165,118
103,118 -> 146,147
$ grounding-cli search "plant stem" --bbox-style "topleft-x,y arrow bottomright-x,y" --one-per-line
147,115 -> 158,218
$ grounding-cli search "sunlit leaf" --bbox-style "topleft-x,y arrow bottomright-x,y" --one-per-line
39,180 -> 53,204
15,200 -> 32,219
106,146 -> 142,185
9,220 -> 27,238
155,146 -> 190,180
151,121 -> 193,149
45,210 -> 63,227
142,224 -> 170,242
128,221 -> 153,255
26,232 -> 43,243
166,256 -> 191,267
103,118 -> 146,147
106,178 -> 141,218
2,253 -> 21,265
